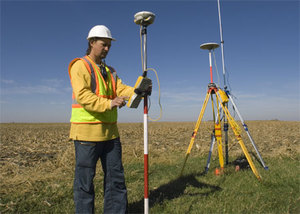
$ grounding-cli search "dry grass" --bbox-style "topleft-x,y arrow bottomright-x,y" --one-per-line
0,121 -> 299,212
120,121 -> 300,161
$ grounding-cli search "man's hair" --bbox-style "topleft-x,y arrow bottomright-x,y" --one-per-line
86,37 -> 100,55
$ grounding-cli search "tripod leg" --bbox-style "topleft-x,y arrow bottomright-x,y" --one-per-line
205,133 -> 216,173
180,92 -> 211,176
215,123 -> 224,169
214,97 -> 224,170
228,94 -> 268,170
224,104 -> 229,165
219,89 -> 229,165
216,91 -> 262,180
236,136 -> 261,180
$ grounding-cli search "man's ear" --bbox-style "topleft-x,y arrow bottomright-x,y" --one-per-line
89,40 -> 94,46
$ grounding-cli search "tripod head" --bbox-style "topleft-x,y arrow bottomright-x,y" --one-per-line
134,11 -> 155,26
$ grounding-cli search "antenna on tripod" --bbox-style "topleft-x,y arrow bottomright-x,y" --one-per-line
200,42 -> 220,84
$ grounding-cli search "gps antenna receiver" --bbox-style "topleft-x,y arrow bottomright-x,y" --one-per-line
134,11 -> 155,26
128,11 -> 155,109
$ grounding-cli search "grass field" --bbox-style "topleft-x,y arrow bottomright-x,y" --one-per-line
0,121 -> 299,213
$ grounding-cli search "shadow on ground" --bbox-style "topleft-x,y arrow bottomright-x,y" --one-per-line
128,172 -> 221,213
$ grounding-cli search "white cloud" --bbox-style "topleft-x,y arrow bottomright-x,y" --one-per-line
41,79 -> 64,87
0,78 -> 71,95
1,79 -> 16,84
162,87 -> 206,103
1,85 -> 61,94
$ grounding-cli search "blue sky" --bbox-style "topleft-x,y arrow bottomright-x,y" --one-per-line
1,0 -> 299,123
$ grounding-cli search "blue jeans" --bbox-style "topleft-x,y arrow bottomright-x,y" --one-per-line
73,138 -> 128,214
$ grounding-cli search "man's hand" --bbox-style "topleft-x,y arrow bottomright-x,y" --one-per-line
134,80 -> 152,96
111,96 -> 129,109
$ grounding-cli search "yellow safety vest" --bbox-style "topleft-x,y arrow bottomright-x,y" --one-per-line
68,56 -> 117,124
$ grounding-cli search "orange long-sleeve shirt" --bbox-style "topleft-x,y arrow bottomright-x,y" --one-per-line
69,59 -> 134,141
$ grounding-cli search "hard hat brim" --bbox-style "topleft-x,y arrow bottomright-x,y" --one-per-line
87,37 -> 116,41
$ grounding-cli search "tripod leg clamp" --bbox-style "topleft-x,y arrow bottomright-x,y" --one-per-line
219,89 -> 229,103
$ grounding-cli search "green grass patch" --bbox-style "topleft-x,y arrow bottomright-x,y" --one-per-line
1,155 -> 299,213
127,155 -> 300,214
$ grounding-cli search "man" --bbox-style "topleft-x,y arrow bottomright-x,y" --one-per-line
68,25 -> 150,214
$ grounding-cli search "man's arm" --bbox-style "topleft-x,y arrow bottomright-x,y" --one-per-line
115,76 -> 135,99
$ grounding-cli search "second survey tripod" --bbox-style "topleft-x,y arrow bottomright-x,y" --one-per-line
180,43 -> 262,180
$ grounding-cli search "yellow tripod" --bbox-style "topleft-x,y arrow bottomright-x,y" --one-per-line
180,43 -> 261,180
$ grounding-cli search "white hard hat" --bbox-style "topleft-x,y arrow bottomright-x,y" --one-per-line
87,25 -> 116,41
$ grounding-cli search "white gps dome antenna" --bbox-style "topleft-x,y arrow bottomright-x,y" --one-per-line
134,11 -> 155,26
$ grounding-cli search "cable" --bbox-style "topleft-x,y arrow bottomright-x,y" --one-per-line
139,25 -> 162,121
139,26 -> 144,72
145,67 -> 162,121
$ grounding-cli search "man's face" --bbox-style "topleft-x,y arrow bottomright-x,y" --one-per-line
90,38 -> 112,59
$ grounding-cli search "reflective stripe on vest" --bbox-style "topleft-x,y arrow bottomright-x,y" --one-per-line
68,56 -> 118,124
81,57 -> 97,93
